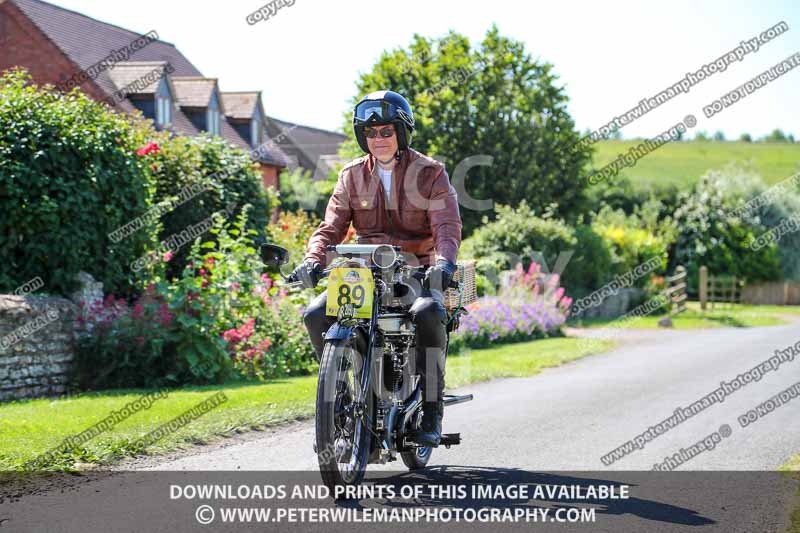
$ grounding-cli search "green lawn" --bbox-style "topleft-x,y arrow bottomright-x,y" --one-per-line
780,456 -> 800,533
783,455 -> 800,472
592,140 -> 800,189
569,302 -> 798,330
0,337 -> 613,472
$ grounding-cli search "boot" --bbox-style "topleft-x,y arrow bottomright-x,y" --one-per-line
414,347 -> 446,447
415,400 -> 443,447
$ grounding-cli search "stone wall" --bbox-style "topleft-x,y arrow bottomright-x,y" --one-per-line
573,288 -> 647,320
0,295 -> 78,401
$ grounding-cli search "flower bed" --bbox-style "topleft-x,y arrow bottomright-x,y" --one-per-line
450,261 -> 572,352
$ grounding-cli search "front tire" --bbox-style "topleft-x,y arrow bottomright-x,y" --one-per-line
315,336 -> 372,493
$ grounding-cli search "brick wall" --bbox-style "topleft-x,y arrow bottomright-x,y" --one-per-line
0,1 -> 108,102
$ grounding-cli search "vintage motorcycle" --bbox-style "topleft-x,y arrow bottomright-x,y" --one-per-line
261,242 -> 473,491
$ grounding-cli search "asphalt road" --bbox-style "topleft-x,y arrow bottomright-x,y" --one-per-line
3,323 -> 800,532
147,322 -> 800,472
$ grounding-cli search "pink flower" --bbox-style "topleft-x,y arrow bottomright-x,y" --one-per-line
162,251 -> 173,262
231,282 -> 241,291
132,303 -> 144,319
258,338 -> 272,351
240,318 -> 255,339
223,329 -> 242,344
278,288 -> 288,298
204,257 -> 215,267
199,268 -> 207,277
136,141 -> 160,156
135,336 -> 145,346
156,303 -> 173,326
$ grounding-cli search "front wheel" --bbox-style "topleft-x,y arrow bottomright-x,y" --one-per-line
315,336 -> 373,493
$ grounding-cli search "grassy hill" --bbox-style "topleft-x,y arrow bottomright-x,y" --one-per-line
592,140 -> 800,189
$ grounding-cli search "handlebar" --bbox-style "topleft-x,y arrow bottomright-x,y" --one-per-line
286,265 -> 458,289
409,269 -> 459,289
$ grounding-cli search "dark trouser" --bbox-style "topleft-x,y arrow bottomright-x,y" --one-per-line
302,289 -> 448,403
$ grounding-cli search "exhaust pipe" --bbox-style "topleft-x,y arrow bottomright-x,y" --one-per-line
443,394 -> 473,407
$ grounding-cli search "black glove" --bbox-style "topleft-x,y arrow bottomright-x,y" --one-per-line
424,259 -> 457,293
289,260 -> 322,289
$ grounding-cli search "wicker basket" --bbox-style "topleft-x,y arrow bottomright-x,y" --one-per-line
444,261 -> 477,312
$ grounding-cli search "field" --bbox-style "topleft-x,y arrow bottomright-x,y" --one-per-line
592,140 -> 800,189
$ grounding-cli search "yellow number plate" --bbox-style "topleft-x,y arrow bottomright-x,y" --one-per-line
326,267 -> 374,318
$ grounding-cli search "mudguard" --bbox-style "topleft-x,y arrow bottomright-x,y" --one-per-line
324,322 -> 354,341
324,322 -> 369,355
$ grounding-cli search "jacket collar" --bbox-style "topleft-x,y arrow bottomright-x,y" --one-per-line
365,148 -> 412,176
364,149 -> 414,209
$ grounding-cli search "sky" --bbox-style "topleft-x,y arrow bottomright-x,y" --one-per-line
44,0 -> 800,140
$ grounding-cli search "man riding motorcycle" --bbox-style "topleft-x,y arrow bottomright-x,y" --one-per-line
291,90 -> 463,447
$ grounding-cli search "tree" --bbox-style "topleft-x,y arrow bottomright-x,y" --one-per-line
739,132 -> 753,142
672,168 -> 782,292
763,129 -> 788,142
338,26 -> 592,235
713,130 -> 725,141
694,130 -> 709,141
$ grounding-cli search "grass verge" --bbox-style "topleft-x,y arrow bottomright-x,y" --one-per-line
780,455 -> 800,533
0,337 -> 614,472
569,302 -> 797,330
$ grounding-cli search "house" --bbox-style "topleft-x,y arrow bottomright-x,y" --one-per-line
0,0 -> 347,190
264,116 -> 349,181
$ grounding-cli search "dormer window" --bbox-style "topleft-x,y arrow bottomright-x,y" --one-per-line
155,77 -> 172,127
157,96 -> 171,126
206,93 -> 220,135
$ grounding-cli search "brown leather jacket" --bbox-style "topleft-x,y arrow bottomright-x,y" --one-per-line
304,148 -> 462,268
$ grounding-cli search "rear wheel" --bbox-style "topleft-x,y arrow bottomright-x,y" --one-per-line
315,336 -> 373,493
401,445 -> 433,470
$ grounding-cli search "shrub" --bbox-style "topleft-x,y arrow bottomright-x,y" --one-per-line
72,294 -> 181,390
72,206 -> 317,389
166,206 -> 317,381
265,210 -> 320,268
278,167 -> 335,219
141,133 -> 274,281
459,202 -> 614,298
0,69 -> 158,296
591,205 -> 669,287
672,168 -> 782,292
460,201 -> 575,274
714,165 -> 800,281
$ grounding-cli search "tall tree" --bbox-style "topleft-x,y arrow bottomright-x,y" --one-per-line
338,26 -> 591,235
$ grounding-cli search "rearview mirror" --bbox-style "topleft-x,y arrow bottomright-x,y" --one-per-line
260,244 -> 290,270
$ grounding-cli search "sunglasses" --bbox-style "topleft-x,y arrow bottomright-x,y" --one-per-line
364,126 -> 395,139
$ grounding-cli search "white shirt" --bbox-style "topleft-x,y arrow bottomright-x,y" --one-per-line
377,166 -> 392,198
